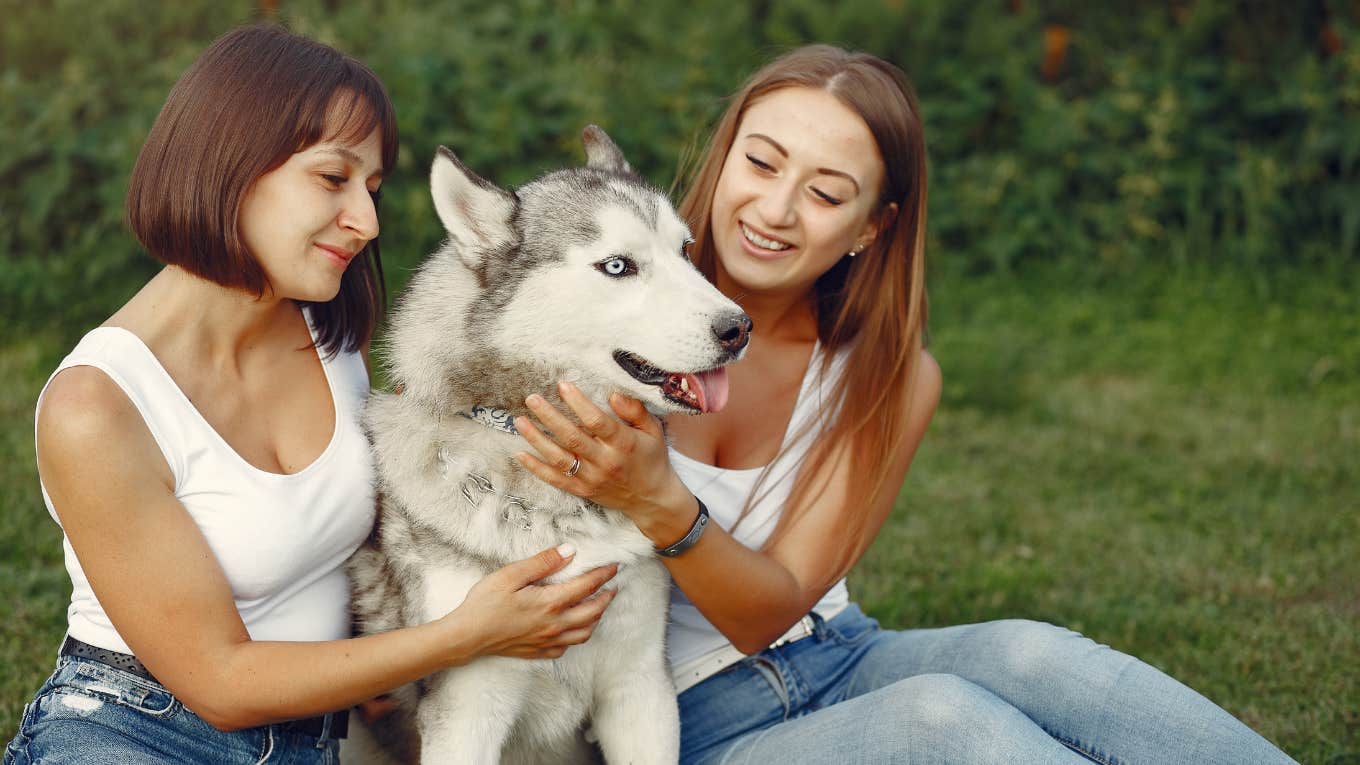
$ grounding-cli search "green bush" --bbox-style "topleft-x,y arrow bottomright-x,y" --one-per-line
1,0 -> 1355,330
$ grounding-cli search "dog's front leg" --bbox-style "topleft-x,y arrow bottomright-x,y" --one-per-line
589,575 -> 679,765
590,661 -> 679,765
417,658 -> 531,765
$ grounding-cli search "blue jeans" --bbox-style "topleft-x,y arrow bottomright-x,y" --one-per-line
678,605 -> 1296,764
4,656 -> 340,764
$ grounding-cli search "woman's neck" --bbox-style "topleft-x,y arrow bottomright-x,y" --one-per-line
110,266 -> 299,371
714,271 -> 820,344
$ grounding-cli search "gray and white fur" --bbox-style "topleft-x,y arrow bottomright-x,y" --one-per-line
344,126 -> 750,764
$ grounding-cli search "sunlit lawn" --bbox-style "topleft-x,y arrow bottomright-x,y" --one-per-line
856,263 -> 1358,763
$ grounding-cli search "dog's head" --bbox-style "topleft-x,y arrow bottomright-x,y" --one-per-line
423,126 -> 749,416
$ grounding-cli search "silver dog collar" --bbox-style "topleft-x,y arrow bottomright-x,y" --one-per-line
459,405 -> 520,435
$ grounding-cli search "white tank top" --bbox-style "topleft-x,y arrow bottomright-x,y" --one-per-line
666,341 -> 851,668
36,315 -> 376,654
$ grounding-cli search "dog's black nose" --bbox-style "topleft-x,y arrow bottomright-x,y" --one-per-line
714,313 -> 753,353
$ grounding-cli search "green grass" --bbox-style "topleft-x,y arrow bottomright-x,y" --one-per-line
856,263 -> 1359,762
2,264 -> 1355,762
0,328 -> 70,726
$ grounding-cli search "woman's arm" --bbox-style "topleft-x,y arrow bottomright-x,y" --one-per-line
37,366 -> 616,732
515,350 -> 941,654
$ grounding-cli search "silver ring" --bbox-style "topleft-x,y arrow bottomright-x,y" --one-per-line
565,456 -> 581,477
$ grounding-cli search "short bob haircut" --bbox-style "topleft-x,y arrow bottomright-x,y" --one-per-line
126,24 -> 398,354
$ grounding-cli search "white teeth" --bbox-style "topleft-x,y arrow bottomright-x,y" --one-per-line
741,223 -> 791,251
680,377 -> 690,392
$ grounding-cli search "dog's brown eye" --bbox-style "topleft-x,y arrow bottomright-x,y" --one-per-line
596,256 -> 637,278
681,237 -> 695,260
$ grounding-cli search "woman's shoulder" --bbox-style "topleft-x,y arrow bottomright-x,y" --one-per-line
821,343 -> 939,399
901,347 -> 941,421
895,348 -> 941,444
38,363 -> 169,481
821,344 -> 938,434
39,352 -> 152,439
37,321 -> 178,473
916,348 -> 942,399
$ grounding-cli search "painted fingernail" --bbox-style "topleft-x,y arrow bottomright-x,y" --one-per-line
556,542 -> 577,558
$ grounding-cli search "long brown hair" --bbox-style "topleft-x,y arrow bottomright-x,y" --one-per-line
679,45 -> 929,577
126,24 -> 397,354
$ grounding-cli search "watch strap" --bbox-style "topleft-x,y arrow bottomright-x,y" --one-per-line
655,496 -> 710,557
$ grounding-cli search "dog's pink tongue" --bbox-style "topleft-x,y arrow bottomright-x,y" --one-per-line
692,368 -> 730,413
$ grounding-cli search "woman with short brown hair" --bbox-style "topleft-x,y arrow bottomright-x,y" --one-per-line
6,25 -> 614,764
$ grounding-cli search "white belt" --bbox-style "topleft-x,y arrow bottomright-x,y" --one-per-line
671,603 -> 848,694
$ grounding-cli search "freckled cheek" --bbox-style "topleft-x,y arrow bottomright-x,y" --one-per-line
714,162 -> 762,211
710,181 -> 738,221
710,193 -> 742,241
801,211 -> 852,250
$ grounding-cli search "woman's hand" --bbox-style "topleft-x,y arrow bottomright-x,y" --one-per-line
442,544 -> 618,662
513,382 -> 697,545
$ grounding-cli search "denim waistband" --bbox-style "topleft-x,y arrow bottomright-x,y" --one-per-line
57,638 -> 348,740
673,603 -> 850,693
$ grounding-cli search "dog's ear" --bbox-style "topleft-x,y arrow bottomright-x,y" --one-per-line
582,125 -> 632,175
430,147 -> 518,269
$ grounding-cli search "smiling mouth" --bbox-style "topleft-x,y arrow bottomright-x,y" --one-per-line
741,222 -> 792,251
316,244 -> 357,265
612,351 -> 731,413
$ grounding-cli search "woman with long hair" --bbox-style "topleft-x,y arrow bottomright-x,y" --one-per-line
516,45 -> 1296,763
5,25 -> 614,764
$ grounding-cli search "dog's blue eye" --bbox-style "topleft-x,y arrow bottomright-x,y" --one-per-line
596,256 -> 636,278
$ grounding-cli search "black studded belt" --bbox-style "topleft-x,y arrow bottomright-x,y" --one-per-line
60,635 -> 159,683
59,635 -> 348,739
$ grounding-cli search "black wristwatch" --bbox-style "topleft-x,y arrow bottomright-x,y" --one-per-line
655,496 -> 710,557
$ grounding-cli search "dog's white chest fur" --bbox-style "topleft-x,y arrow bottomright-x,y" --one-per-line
348,438 -> 678,765
411,545 -> 673,765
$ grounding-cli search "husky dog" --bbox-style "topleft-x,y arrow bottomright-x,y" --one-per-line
345,127 -> 750,765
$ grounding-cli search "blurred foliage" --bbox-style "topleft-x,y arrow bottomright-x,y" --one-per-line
1,0 -> 1357,330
